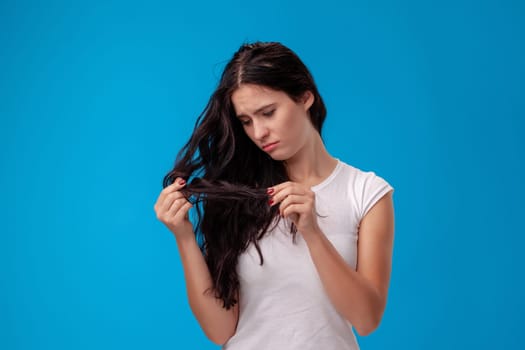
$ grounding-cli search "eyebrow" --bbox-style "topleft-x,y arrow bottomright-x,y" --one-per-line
236,103 -> 276,118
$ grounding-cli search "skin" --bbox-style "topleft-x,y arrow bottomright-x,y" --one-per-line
154,83 -> 395,341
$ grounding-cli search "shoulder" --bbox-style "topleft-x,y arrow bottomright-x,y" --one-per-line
336,160 -> 394,219
334,160 -> 383,190
338,160 -> 393,188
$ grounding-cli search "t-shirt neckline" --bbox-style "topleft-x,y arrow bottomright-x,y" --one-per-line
310,158 -> 342,192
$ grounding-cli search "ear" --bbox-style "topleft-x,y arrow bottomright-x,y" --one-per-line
302,90 -> 315,111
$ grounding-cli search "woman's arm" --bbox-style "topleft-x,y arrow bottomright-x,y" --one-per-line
303,191 -> 395,336
175,233 -> 239,345
154,178 -> 239,345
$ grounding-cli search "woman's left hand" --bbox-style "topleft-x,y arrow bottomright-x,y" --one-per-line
268,181 -> 321,237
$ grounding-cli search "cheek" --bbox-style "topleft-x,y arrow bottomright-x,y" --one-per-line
244,128 -> 255,141
280,109 -> 299,132
244,127 -> 260,145
282,111 -> 307,139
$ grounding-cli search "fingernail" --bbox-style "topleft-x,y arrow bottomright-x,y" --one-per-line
267,188 -> 274,194
268,199 -> 274,206
180,179 -> 186,185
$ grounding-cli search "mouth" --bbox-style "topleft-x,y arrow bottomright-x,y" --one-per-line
262,141 -> 279,152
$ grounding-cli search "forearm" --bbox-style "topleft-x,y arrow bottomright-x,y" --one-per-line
175,234 -> 238,344
303,231 -> 383,336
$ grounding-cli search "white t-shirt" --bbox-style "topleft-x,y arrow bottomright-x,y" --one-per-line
222,159 -> 394,350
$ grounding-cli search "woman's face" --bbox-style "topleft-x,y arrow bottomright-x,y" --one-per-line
231,83 -> 315,161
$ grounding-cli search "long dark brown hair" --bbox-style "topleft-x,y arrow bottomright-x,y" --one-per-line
162,41 -> 327,309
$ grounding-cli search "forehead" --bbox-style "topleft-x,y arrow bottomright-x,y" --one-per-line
231,84 -> 288,114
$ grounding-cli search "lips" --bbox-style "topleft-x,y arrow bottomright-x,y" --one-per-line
262,141 -> 279,151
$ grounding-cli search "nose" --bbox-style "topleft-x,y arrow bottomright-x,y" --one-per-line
252,119 -> 270,141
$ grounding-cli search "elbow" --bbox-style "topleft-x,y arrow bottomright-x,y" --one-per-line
355,320 -> 379,337
355,322 -> 378,337
354,312 -> 382,337
204,329 -> 235,346
205,333 -> 227,346
355,291 -> 387,336
208,337 -> 228,346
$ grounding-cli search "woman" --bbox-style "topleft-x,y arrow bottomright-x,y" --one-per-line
153,41 -> 395,349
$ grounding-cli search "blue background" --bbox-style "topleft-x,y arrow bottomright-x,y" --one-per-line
1,0 -> 523,349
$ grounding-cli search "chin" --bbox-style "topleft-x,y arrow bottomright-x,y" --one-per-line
267,151 -> 293,162
261,144 -> 296,161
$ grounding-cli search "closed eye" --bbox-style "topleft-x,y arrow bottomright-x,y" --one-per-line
263,109 -> 275,117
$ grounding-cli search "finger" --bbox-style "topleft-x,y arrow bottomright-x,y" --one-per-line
270,184 -> 307,206
269,185 -> 293,206
282,203 -> 304,220
157,178 -> 187,204
172,201 -> 193,223
159,190 -> 187,213
163,197 -> 188,222
163,177 -> 187,195
165,193 -> 191,215
278,194 -> 308,215
271,181 -> 293,189
267,181 -> 293,196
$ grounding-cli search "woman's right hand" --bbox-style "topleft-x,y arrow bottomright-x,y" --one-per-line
153,177 -> 194,240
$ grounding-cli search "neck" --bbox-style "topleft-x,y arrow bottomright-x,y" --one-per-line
283,131 -> 338,188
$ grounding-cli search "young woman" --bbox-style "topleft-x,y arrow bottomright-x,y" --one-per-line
153,41 -> 395,349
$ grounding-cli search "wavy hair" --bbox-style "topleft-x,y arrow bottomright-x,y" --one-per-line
162,41 -> 327,309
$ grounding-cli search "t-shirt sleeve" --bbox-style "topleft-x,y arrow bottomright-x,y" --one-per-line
357,171 -> 394,221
